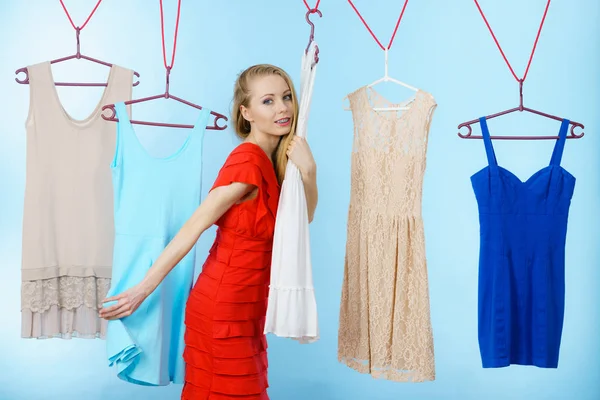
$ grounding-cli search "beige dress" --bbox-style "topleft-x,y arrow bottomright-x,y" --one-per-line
20,62 -> 133,339
338,86 -> 437,382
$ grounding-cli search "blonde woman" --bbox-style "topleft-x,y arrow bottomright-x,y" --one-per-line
100,64 -> 318,399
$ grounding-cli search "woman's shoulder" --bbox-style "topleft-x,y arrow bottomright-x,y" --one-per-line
217,142 -> 277,187
228,142 -> 269,161
213,142 -> 280,225
222,143 -> 271,173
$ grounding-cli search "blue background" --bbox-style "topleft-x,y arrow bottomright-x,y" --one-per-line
1,1 -> 599,399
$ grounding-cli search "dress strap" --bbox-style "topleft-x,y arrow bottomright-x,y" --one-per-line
549,119 -> 569,166
192,108 -> 210,193
110,102 -> 133,168
114,102 -> 131,127
480,117 -> 498,171
192,107 -> 211,146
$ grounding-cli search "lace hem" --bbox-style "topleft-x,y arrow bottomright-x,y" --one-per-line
21,276 -> 111,312
21,276 -> 110,339
264,286 -> 318,343
22,304 -> 108,339
338,356 -> 435,383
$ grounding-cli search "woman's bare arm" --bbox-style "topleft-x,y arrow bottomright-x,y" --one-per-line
99,182 -> 254,320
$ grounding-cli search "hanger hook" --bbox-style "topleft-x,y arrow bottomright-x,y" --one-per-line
212,113 -> 229,130
101,104 -> 117,121
132,71 -> 140,87
75,27 -> 81,59
305,9 -> 322,54
457,122 -> 473,138
518,79 -> 524,111
15,67 -> 29,84
570,122 -> 585,139
165,66 -> 171,99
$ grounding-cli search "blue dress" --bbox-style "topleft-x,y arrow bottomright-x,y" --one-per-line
105,102 -> 210,385
471,117 -> 575,368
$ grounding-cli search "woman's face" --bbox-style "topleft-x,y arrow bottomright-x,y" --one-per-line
241,74 -> 294,137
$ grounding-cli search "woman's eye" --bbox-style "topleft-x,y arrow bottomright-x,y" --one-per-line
284,94 -> 292,101
263,99 -> 273,105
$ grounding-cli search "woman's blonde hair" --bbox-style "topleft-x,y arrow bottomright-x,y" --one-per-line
232,64 -> 299,184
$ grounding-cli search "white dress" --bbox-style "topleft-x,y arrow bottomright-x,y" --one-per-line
264,41 -> 319,343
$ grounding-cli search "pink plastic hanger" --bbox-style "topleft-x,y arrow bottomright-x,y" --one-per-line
303,0 -> 322,63
458,0 -> 584,140
101,0 -> 227,130
15,0 -> 140,87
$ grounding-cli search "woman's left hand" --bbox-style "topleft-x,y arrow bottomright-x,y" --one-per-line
99,284 -> 149,320
286,136 -> 316,178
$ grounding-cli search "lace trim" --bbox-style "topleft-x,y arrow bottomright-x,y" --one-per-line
21,276 -> 111,313
339,356 -> 433,383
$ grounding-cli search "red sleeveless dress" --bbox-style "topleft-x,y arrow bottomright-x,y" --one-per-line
182,143 -> 280,400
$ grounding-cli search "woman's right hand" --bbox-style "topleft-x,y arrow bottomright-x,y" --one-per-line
99,284 -> 149,320
98,180 -> 255,321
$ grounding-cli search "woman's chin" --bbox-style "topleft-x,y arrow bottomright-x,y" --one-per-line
268,128 -> 291,137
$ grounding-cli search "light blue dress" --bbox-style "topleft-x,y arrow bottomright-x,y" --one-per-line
105,102 -> 210,385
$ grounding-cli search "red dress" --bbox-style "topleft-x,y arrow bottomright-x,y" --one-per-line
182,143 -> 280,400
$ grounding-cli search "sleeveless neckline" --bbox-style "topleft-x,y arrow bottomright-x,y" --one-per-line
359,85 -> 426,121
44,61 -> 116,129
472,117 -> 574,187
495,165 -> 575,187
115,102 -> 209,163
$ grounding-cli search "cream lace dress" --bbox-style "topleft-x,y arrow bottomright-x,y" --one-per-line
338,86 -> 437,382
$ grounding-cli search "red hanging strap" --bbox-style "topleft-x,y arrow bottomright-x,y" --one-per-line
303,0 -> 321,12
347,0 -> 409,51
59,0 -> 103,30
474,0 -> 551,83
160,0 -> 182,71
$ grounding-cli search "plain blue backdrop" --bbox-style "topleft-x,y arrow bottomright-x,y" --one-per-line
1,1 -> 599,399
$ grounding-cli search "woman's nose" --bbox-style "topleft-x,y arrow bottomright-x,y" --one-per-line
276,100 -> 288,113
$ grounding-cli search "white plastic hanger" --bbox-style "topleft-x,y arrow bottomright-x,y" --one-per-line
343,49 -> 419,112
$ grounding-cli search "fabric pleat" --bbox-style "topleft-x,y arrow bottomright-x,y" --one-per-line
182,143 -> 279,400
